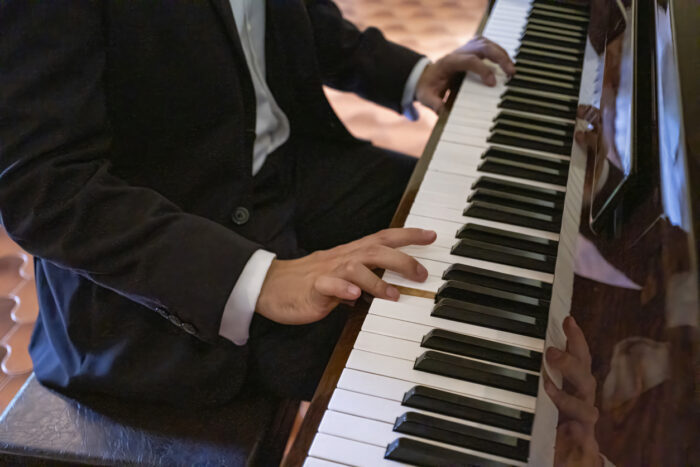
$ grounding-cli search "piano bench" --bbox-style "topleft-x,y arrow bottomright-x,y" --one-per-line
0,374 -> 299,466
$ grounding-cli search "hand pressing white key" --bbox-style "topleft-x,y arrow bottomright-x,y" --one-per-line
415,36 -> 516,112
255,228 -> 436,325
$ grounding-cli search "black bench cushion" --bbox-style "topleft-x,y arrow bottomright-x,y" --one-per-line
0,374 -> 284,466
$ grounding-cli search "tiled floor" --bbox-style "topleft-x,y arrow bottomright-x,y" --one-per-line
0,0 -> 488,420
327,0 -> 488,156
0,230 -> 36,413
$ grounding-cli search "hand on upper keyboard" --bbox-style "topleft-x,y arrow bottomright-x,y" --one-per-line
255,228 -> 436,325
415,36 -> 516,112
545,316 -> 603,467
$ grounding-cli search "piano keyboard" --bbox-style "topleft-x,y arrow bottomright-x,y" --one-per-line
306,0 -> 596,465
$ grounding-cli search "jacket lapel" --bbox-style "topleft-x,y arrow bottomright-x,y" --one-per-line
208,0 -> 247,62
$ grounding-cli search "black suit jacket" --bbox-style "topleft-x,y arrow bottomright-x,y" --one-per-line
0,0 -> 421,405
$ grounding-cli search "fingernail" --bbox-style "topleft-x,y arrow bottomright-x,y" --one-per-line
386,286 -> 400,300
486,74 -> 496,86
423,229 -> 436,239
347,285 -> 361,297
547,347 -> 563,361
416,263 -> 428,279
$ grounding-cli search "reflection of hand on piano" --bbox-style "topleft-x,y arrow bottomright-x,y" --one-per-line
544,316 -> 603,467
415,36 -> 516,112
255,228 -> 436,325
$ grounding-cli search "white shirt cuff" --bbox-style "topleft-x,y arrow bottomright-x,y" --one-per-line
401,56 -> 432,121
219,249 -> 276,346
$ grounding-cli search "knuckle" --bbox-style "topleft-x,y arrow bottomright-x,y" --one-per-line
344,260 -> 359,275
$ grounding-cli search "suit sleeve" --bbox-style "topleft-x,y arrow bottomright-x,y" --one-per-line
0,1 -> 259,343
306,0 -> 424,113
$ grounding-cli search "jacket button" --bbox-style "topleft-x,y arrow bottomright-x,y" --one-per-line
168,315 -> 182,327
182,323 -> 197,335
231,206 -> 250,225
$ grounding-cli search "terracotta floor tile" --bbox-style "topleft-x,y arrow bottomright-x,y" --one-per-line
325,0 -> 487,157
10,281 -> 38,325
1,323 -> 34,376
0,297 -> 18,339
19,255 -> 34,280
0,255 -> 26,296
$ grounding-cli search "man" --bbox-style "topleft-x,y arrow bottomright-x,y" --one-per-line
0,0 -> 514,405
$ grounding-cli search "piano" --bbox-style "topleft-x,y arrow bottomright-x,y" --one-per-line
286,0 -> 699,465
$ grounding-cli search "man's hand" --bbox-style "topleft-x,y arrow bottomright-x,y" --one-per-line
545,316 -> 603,467
255,228 -> 436,325
415,36 -> 516,112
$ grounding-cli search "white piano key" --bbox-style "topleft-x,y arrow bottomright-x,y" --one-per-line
346,349 -> 536,411
328,388 -> 530,441
319,411 -> 526,466
400,243 -> 554,284
384,271 -> 445,293
409,203 -> 560,241
428,144 -> 569,191
303,457 -> 346,467
414,189 -> 466,211
308,432 -> 403,467
356,329 -> 540,378
368,297 -> 544,351
362,312 -> 543,352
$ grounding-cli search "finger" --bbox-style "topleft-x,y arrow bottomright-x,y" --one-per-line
544,372 -> 599,425
444,54 -> 496,86
564,316 -> 592,367
546,346 -> 596,403
362,228 -> 437,249
421,90 -> 446,113
314,275 -> 362,301
480,38 -> 516,75
336,261 -> 400,301
359,244 -> 429,282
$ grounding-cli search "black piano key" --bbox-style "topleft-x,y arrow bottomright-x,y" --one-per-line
514,63 -> 580,85
479,147 -> 569,186
452,237 -> 556,273
519,36 -> 584,57
468,189 -> 563,216
532,0 -> 590,15
432,297 -> 547,338
393,412 -> 530,462
421,329 -> 543,371
499,92 -> 577,119
414,350 -> 539,396
457,223 -> 559,257
520,30 -> 586,48
436,280 -> 548,316
525,22 -> 586,41
516,48 -> 583,67
528,8 -> 589,25
488,130 -> 571,157
472,176 -> 565,204
507,75 -> 580,97
402,385 -> 535,435
442,263 -> 552,300
465,194 -> 562,222
492,114 -> 575,139
527,14 -> 588,33
464,200 -> 562,232
385,437 -> 509,467
511,60 -> 582,82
